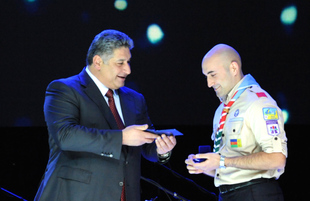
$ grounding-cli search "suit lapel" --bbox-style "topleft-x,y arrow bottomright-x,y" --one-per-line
118,88 -> 136,127
118,87 -> 136,157
78,68 -> 118,129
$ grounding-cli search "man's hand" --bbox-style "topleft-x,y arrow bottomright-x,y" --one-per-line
155,134 -> 177,155
185,151 -> 286,177
185,153 -> 220,177
122,124 -> 158,146
185,154 -> 205,174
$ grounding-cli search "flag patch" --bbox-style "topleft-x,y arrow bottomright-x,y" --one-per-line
230,139 -> 242,148
262,107 -> 279,120
256,92 -> 267,98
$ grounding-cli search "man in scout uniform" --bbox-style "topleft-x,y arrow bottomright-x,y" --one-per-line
185,44 -> 287,201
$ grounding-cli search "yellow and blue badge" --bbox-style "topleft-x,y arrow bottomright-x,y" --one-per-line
262,107 -> 278,120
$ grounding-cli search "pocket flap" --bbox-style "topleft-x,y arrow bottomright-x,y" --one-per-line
226,118 -> 244,135
58,166 -> 92,184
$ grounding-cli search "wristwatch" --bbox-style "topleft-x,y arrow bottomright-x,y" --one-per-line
158,151 -> 171,159
220,155 -> 226,169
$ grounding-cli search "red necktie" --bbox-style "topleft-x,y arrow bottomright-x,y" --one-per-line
105,89 -> 125,129
105,89 -> 126,201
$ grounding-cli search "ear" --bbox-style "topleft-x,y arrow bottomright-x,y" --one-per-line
92,55 -> 103,70
230,61 -> 239,76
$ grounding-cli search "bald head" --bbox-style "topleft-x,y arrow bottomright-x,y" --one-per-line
202,44 -> 242,70
202,44 -> 244,101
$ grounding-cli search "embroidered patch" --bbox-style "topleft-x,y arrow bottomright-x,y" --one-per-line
262,107 -> 279,120
266,120 -> 280,136
234,109 -> 239,117
256,92 -> 267,98
230,139 -> 242,148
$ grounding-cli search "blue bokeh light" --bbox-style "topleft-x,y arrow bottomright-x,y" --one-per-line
280,5 -> 297,25
282,109 -> 289,124
147,24 -> 164,44
114,0 -> 128,11
23,0 -> 39,13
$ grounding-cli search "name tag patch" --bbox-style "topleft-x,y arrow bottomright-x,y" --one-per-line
266,120 -> 280,136
230,139 -> 242,148
263,107 -> 279,120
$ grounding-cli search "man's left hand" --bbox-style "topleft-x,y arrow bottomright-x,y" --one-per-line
155,134 -> 177,154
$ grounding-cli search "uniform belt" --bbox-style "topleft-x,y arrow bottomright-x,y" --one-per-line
219,178 -> 273,194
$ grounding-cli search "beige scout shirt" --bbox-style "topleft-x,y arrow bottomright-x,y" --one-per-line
212,75 -> 288,187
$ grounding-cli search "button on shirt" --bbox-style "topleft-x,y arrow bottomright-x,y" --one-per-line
212,75 -> 288,187
85,66 -> 125,124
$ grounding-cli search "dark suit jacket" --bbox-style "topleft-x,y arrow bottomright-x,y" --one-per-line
35,68 -> 161,201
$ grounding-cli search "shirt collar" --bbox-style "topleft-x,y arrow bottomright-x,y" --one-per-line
223,74 -> 259,104
85,66 -> 118,96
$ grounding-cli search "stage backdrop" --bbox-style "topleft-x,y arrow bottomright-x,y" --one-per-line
1,0 -> 309,127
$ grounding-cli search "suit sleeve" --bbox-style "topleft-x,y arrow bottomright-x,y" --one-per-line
131,92 -> 163,162
137,96 -> 172,164
44,80 -> 123,159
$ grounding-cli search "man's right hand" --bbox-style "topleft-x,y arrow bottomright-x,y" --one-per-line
122,124 -> 158,146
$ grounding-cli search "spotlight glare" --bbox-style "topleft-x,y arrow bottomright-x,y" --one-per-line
147,24 -> 164,44
114,0 -> 127,11
280,5 -> 297,25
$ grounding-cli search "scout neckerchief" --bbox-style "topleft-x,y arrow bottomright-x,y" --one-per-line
213,85 -> 248,153
213,74 -> 260,153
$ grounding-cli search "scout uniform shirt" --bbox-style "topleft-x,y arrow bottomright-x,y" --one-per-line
211,74 -> 288,187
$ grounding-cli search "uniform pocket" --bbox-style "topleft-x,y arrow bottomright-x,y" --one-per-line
224,118 -> 244,149
225,118 -> 244,135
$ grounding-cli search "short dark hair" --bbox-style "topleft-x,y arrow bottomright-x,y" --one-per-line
86,29 -> 134,65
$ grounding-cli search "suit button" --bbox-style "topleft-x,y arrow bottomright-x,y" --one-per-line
119,182 -> 123,187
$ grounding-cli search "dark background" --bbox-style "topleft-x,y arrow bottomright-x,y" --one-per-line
1,0 -> 310,126
1,0 -> 309,200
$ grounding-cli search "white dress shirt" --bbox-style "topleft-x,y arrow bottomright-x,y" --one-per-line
85,66 -> 125,124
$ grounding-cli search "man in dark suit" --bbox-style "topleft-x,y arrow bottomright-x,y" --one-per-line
35,29 -> 177,201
